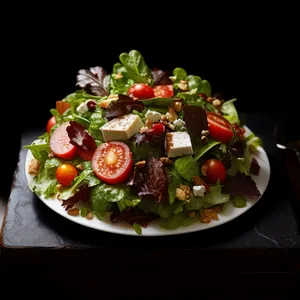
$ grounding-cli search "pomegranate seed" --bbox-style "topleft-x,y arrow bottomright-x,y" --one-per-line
87,100 -> 96,111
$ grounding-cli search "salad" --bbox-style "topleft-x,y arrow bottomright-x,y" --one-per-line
24,49 -> 263,235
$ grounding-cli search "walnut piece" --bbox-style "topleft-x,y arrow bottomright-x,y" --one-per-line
166,107 -> 178,123
199,208 -> 219,223
28,158 -> 41,176
176,188 -> 187,201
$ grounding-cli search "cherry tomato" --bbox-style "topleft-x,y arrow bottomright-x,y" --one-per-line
56,101 -> 71,115
207,112 -> 234,143
153,84 -> 174,98
146,123 -> 165,135
128,83 -> 155,99
56,163 -> 78,186
91,141 -> 133,185
50,122 -> 77,160
203,159 -> 227,184
47,116 -> 56,134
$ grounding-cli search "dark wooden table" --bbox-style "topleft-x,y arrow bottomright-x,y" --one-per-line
1,112 -> 299,298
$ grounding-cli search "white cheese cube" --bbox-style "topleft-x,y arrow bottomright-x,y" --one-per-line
101,114 -> 143,142
76,102 -> 89,114
193,185 -> 206,197
165,132 -> 193,158
145,109 -> 161,123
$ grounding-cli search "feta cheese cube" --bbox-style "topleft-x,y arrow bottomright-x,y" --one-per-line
145,109 -> 161,123
101,114 -> 143,142
193,185 -> 206,197
76,102 -> 89,114
165,132 -> 193,158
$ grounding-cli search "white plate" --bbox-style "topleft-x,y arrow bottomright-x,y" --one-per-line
25,127 -> 270,236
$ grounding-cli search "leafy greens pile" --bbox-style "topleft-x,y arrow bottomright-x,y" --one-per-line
24,50 -> 263,234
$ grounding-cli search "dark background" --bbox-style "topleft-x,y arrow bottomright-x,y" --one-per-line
2,7 -> 295,199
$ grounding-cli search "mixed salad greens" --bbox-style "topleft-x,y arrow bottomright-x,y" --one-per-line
25,50 -> 263,234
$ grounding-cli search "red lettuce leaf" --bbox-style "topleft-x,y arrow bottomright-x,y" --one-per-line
105,95 -> 145,120
133,155 -> 168,203
76,66 -> 110,96
110,207 -> 158,228
183,105 -> 208,139
250,157 -> 260,176
67,121 -> 96,152
222,173 -> 261,200
151,69 -> 173,85
61,185 -> 90,210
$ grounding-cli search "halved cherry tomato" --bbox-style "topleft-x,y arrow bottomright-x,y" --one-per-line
128,83 -> 155,99
146,123 -> 165,135
153,84 -> 174,98
91,141 -> 133,185
47,116 -> 56,134
56,101 -> 71,115
202,159 -> 226,184
56,163 -> 78,186
50,122 -> 77,160
206,112 -> 234,143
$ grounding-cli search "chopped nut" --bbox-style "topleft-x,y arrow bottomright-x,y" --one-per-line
207,97 -> 213,103
159,157 -> 173,165
180,80 -> 188,84
192,176 -> 210,191
213,204 -> 224,213
135,161 -> 146,168
199,215 -> 211,223
99,99 -> 112,108
188,211 -> 196,218
161,114 -> 167,121
67,208 -> 80,216
100,94 -> 119,108
178,82 -> 188,91
76,164 -> 84,171
56,184 -> 63,191
86,212 -> 93,220
166,107 -> 178,123
179,185 -> 191,197
176,188 -> 187,201
201,130 -> 209,136
28,158 -> 41,176
167,123 -> 175,130
145,118 -> 152,128
114,72 -> 123,79
201,135 -> 208,143
174,101 -> 182,112
212,99 -> 222,107
48,152 -> 55,158
201,165 -> 208,176
199,208 -> 219,223
140,126 -> 149,133
108,94 -> 119,100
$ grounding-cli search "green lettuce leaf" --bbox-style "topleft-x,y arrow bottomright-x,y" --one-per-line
31,168 -> 58,198
232,195 -> 247,208
119,50 -> 153,85
117,199 -> 141,212
221,98 -> 239,124
24,143 -> 50,166
202,181 -> 230,206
